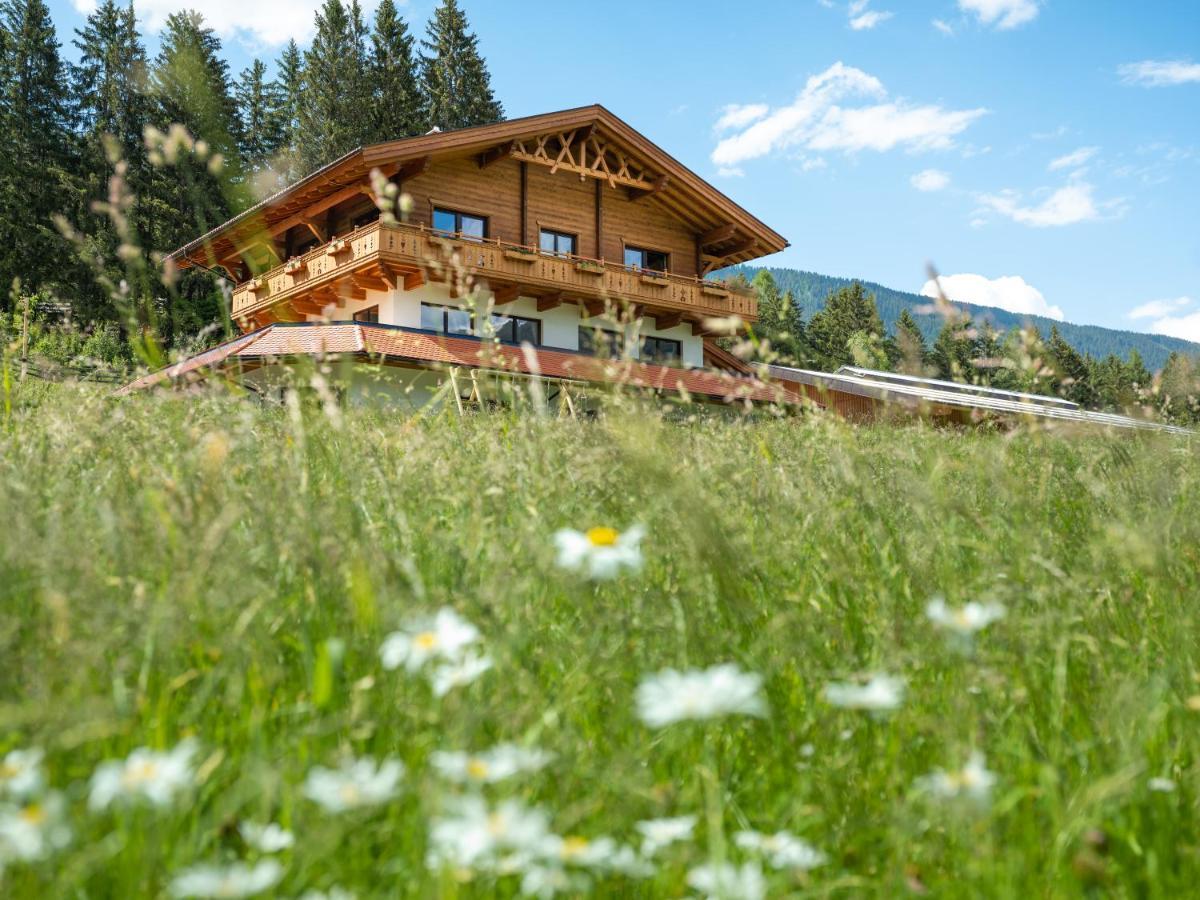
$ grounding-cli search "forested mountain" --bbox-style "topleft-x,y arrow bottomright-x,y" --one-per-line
726,266 -> 1198,373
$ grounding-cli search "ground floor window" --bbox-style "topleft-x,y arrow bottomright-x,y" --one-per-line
641,336 -> 682,366
491,313 -> 541,345
353,305 -> 379,323
579,326 -> 623,359
421,303 -> 473,335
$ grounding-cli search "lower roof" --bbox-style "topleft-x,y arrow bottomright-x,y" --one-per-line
115,322 -> 790,405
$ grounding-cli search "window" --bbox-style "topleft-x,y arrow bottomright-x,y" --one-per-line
421,303 -> 473,335
641,336 -> 682,366
353,305 -> 379,324
623,245 -> 669,273
579,326 -> 622,359
539,228 -> 576,257
490,313 -> 541,345
433,207 -> 487,241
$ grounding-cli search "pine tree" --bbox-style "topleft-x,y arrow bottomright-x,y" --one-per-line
1157,352 -> 1200,424
369,0 -> 422,141
299,0 -> 372,173
779,289 -> 807,364
273,39 -> 304,183
0,0 -> 77,300
806,282 -> 885,371
1045,324 -> 1096,408
929,318 -> 977,381
892,308 -> 927,375
235,59 -> 285,177
421,0 -> 502,131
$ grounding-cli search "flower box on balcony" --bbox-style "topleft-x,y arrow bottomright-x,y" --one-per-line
639,272 -> 668,287
283,258 -> 304,274
326,238 -> 350,257
504,248 -> 537,263
247,276 -> 268,294
701,282 -> 731,298
575,260 -> 605,276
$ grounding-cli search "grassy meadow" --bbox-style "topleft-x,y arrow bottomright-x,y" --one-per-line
1,377 -> 1199,897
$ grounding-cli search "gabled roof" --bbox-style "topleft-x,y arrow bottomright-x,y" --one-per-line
169,105 -> 788,267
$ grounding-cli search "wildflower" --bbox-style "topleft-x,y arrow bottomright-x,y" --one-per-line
298,890 -> 354,900
88,740 -> 198,811
169,860 -> 284,898
429,744 -> 553,785
0,748 -> 45,799
302,757 -> 404,812
687,861 -> 767,900
635,815 -> 696,856
734,829 -> 827,870
0,791 -> 71,862
915,751 -> 997,803
553,525 -> 645,579
380,607 -> 481,673
823,674 -> 905,712
926,597 -> 1005,637
520,864 -> 589,898
636,664 -> 767,728
1148,777 -> 1177,793
427,795 -> 552,872
430,652 -> 494,697
240,821 -> 295,853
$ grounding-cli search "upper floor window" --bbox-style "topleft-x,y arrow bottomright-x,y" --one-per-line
579,326 -> 622,359
624,245 -> 669,273
491,313 -> 541,345
539,228 -> 577,258
641,336 -> 682,366
421,302 -> 473,335
353,305 -> 379,324
433,207 -> 487,241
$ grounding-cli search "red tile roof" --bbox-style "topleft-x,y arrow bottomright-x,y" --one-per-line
115,323 -> 792,405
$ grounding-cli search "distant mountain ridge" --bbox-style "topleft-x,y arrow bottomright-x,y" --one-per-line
726,266 -> 1199,372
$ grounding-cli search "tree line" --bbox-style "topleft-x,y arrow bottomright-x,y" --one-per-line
746,270 -> 1200,425
0,0 -> 502,354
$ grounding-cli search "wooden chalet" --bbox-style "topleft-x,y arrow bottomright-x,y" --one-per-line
120,105 -> 792,407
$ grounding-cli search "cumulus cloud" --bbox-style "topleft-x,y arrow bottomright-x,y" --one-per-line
911,169 -> 950,191
1118,60 -> 1200,87
714,104 -> 769,133
921,274 -> 1065,320
1128,297 -> 1193,320
1048,146 -> 1098,171
958,0 -> 1039,30
977,182 -> 1121,227
850,10 -> 893,29
932,19 -> 954,35
711,62 -> 987,168
71,0 -> 382,45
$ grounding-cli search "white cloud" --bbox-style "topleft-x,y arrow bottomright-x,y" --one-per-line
957,0 -> 1039,30
850,10 -> 893,29
932,18 -> 954,35
712,62 -> 987,168
714,104 -> 769,133
911,168 -> 950,191
1047,146 -> 1098,171
800,157 -> 828,171
978,182 -> 1119,227
1129,297 -> 1193,320
70,0 -> 384,45
716,166 -> 745,178
921,274 -> 1065,320
1119,60 -> 1200,87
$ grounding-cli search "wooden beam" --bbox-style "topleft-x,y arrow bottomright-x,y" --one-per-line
265,181 -> 374,239
492,283 -> 521,305
536,293 -> 564,312
291,299 -> 327,316
395,155 -> 431,182
594,178 -> 603,259
698,223 -> 737,247
706,237 -> 757,260
477,141 -> 514,169
627,174 -> 670,203
302,218 -> 328,242
581,299 -> 605,318
403,271 -> 425,291
519,161 -> 528,246
654,313 -> 683,330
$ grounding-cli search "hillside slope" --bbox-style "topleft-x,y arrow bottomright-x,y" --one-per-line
727,266 -> 1198,371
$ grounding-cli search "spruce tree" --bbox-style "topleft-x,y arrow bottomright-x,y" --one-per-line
1045,325 -> 1096,408
369,0 -> 422,141
235,58 -> 285,177
273,39 -> 304,183
421,0 -> 503,131
892,308 -> 927,374
806,282 -> 885,371
929,318 -> 977,381
299,0 -> 372,173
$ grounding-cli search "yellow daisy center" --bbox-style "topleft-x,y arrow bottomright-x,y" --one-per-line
414,631 -> 438,650
122,760 -> 159,787
586,527 -> 619,547
466,759 -> 489,780
0,763 -> 16,779
561,836 -> 590,858
339,783 -> 362,804
19,803 -> 46,825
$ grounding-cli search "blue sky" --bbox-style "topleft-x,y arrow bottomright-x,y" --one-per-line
48,0 -> 1200,337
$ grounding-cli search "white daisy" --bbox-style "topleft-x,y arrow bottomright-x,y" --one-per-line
734,829 -> 827,870
520,863 -> 589,898
88,740 -> 198,811
553,525 -> 645,579
301,757 -> 404,813
823,674 -> 905,712
430,652 -> 493,697
0,791 -> 71,862
915,751 -> 997,803
169,860 -> 284,898
635,815 -> 696,856
0,749 -> 45,799
926,597 -> 1005,636
686,861 -> 767,900
298,890 -> 354,900
240,821 -> 295,853
426,795 -> 552,872
1148,777 -> 1177,793
429,744 -> 553,785
379,608 -> 480,673
636,664 -> 767,727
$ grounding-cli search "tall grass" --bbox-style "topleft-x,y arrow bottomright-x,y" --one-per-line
1,380 -> 1198,897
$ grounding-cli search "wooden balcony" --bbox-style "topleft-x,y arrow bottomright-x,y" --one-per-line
230,220 -> 757,330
